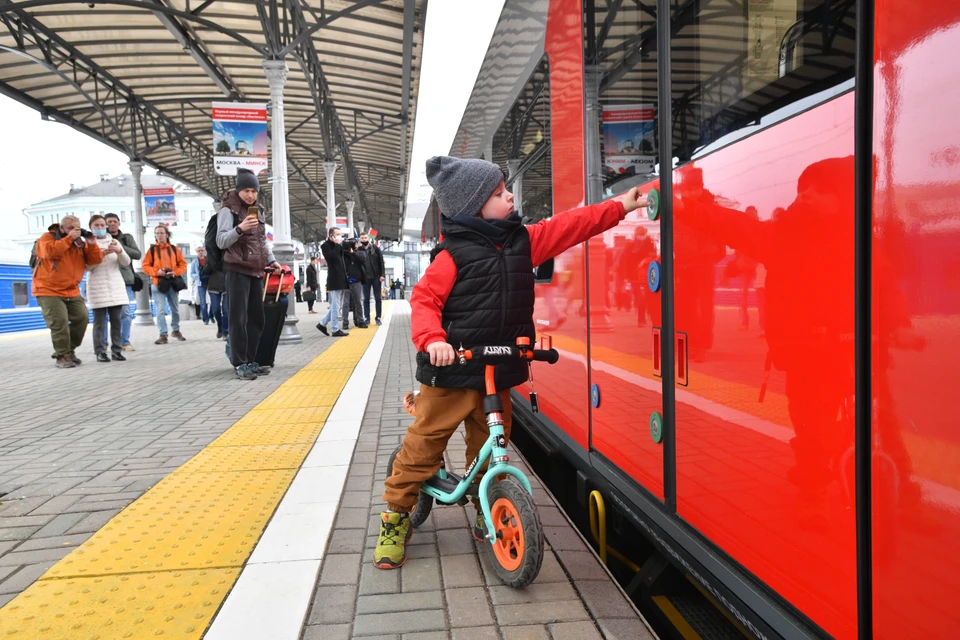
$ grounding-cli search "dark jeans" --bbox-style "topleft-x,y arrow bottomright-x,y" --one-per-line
93,306 -> 123,355
198,284 -> 209,322
209,290 -> 229,334
225,271 -> 264,367
362,281 -> 382,321
37,296 -> 88,357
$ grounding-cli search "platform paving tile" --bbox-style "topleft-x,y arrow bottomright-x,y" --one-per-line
0,307 -> 337,602
301,307 -> 654,640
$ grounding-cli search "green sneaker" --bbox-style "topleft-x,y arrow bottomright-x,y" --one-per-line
373,512 -> 412,569
472,510 -> 487,542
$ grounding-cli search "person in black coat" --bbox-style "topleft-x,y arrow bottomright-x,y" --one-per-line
317,228 -> 349,336
343,238 -> 369,328
359,233 -> 386,325
304,257 -> 319,313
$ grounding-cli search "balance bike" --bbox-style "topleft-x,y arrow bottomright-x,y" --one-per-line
387,337 -> 559,587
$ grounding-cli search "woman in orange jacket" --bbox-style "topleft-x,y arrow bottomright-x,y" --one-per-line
142,224 -> 187,344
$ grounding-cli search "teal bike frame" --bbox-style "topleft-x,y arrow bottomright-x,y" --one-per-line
419,410 -> 533,544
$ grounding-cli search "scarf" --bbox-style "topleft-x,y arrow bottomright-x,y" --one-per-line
447,212 -> 523,246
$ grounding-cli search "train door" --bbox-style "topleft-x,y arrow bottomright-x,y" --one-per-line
872,0 -> 960,636
583,0 -> 666,499
668,1 -> 859,637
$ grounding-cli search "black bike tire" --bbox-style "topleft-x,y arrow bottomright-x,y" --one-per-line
386,444 -> 433,527
487,478 -> 544,588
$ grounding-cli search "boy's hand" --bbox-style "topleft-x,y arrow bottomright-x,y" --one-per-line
620,186 -> 644,213
427,341 -> 456,367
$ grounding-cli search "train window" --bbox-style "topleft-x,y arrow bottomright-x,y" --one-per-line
12,282 -> 29,307
584,0 -> 660,197
672,0 -> 855,161
492,55 -> 553,224
121,211 -> 128,223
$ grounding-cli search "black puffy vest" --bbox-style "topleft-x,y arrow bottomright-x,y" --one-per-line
416,221 -> 536,392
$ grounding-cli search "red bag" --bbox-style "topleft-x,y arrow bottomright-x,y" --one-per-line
263,266 -> 295,300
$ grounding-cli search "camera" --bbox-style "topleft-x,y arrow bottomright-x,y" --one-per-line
79,229 -> 94,239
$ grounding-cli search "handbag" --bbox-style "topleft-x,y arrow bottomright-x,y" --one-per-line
132,273 -> 144,292
303,290 -> 317,303
171,275 -> 187,292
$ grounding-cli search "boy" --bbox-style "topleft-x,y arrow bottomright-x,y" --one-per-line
374,155 -> 643,569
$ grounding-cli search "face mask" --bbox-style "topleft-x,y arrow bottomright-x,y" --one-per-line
361,240 -> 369,246
93,228 -> 107,238
332,235 -> 342,244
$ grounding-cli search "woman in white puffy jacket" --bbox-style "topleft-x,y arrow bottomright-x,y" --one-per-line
86,215 -> 131,362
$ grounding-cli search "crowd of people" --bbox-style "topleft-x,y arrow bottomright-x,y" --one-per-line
30,168 -> 391,379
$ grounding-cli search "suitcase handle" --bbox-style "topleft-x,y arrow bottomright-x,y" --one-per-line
263,266 -> 290,303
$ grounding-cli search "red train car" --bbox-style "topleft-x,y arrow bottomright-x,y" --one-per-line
429,0 -> 959,638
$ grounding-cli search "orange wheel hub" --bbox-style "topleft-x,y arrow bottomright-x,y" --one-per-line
490,497 -> 525,571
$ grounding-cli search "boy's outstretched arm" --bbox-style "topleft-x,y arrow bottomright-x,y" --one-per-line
410,250 -> 457,352
526,186 -> 643,266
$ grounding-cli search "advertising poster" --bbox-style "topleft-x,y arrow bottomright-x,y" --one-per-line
745,0 -> 799,86
143,187 -> 177,227
602,104 -> 656,177
212,102 -> 269,176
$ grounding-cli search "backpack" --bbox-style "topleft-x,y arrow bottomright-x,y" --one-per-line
203,210 -> 239,273
29,232 -> 59,275
29,239 -> 39,270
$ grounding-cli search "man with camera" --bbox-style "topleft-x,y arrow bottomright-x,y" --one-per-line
32,214 -> 103,368
216,168 -> 282,380
343,236 -> 369,329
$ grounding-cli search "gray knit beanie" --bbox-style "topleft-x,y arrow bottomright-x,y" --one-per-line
425,156 -> 504,216
236,168 -> 260,192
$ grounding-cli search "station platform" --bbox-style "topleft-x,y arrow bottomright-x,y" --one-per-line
0,301 -> 655,639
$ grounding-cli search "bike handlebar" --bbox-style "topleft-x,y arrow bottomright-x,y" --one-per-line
416,345 -> 559,367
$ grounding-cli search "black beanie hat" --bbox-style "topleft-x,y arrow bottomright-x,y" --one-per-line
236,168 -> 260,192
425,156 -> 504,216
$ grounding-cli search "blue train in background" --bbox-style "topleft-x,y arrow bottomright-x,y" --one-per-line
0,248 -> 166,335
0,248 -> 50,333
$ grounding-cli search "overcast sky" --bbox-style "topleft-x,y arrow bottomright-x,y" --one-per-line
0,1 -> 503,242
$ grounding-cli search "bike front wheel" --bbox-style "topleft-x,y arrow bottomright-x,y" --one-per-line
487,478 -> 544,588
386,444 -> 433,528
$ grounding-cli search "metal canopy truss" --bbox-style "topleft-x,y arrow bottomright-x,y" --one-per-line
0,0 -> 425,241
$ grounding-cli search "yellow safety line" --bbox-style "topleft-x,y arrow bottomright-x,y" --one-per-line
551,333 -> 960,490
0,320 -> 382,639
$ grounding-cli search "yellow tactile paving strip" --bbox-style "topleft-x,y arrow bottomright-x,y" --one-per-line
0,324 -> 379,639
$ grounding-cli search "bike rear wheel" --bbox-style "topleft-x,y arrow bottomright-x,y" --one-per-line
487,478 -> 544,588
386,444 -> 433,528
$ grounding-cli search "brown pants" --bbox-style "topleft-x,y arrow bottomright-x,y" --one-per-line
383,385 -> 513,512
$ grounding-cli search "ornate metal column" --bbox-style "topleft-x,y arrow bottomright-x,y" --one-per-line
129,160 -> 154,326
345,200 -> 356,237
263,59 -> 301,344
323,161 -> 338,231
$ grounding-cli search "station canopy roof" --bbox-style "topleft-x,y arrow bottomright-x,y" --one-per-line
0,0 -> 425,242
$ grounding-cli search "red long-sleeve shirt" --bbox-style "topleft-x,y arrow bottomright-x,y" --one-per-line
411,199 -> 627,350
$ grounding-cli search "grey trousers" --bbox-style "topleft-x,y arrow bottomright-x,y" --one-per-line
93,306 -> 123,355
342,281 -> 365,326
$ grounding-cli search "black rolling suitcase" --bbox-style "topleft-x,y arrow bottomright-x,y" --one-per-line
255,269 -> 291,368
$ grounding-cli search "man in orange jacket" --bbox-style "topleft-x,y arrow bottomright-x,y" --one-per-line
32,214 -> 103,368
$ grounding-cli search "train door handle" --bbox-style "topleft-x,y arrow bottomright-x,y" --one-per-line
676,332 -> 688,386
652,328 -> 661,377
